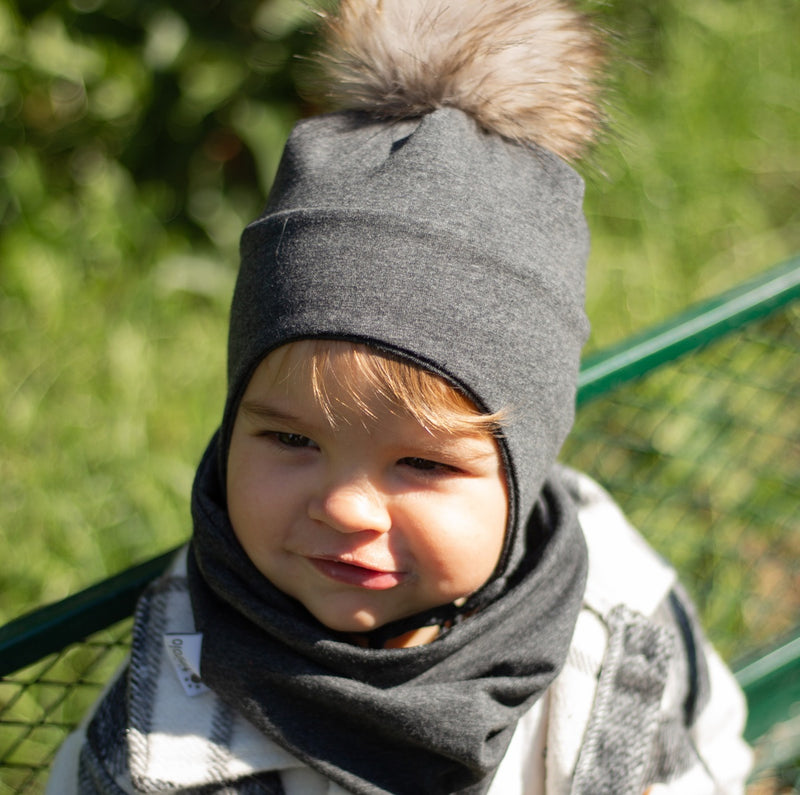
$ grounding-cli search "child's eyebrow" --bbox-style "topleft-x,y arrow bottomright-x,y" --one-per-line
238,400 -> 299,424
420,438 -> 499,465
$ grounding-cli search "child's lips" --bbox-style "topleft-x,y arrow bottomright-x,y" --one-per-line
309,556 -> 406,590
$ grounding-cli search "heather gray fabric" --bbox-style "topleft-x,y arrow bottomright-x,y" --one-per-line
188,438 -> 588,795
221,107 -> 590,592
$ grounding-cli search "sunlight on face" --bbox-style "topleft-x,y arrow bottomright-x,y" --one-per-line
226,344 -> 508,642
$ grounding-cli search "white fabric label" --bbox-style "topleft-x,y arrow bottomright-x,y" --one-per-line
163,633 -> 210,697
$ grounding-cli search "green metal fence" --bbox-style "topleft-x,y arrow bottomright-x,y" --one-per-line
565,257 -> 800,790
2,258 -> 799,794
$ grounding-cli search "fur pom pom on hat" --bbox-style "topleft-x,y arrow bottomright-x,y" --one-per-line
219,0 -> 605,617
317,0 -> 605,160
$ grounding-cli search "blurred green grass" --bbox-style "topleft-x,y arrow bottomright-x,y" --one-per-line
1,0 -> 798,633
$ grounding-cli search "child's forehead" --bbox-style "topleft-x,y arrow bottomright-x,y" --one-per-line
256,340 -> 384,396
248,341 -> 410,419
242,349 -> 444,449
242,339 -> 504,440
258,342 -> 313,384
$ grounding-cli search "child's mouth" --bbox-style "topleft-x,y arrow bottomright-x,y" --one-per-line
309,557 -> 405,590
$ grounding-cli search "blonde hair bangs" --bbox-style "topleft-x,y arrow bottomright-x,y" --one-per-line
269,340 -> 505,436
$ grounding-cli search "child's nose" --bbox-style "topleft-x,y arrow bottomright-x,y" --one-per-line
309,479 -> 392,535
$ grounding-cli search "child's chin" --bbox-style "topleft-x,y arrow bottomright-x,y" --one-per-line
307,600 -> 414,638
301,599 -> 381,633
308,604 -> 443,648
315,611 -> 386,635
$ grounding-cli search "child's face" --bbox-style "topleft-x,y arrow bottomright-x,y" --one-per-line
226,346 -> 508,639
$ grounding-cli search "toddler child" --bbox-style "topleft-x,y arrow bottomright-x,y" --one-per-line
49,0 -> 752,792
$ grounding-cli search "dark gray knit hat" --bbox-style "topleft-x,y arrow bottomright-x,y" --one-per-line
220,0 -> 604,592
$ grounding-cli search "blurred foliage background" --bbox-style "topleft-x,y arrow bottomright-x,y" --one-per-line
1,0 -> 798,625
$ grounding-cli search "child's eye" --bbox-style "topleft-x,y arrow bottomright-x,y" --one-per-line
272,432 -> 315,449
399,457 -> 455,473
